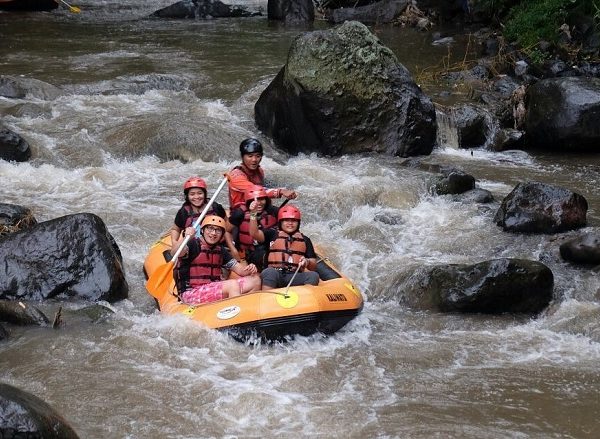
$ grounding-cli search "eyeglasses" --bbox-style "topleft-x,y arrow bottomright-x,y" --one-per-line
204,226 -> 223,235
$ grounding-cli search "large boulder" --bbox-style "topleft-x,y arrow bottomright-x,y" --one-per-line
524,77 -> 600,151
0,213 -> 128,302
494,182 -> 588,234
150,0 -> 260,18
0,383 -> 79,439
401,258 -> 554,314
255,21 -> 437,157
0,128 -> 31,162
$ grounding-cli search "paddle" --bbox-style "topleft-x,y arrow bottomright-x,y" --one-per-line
283,263 -> 302,298
146,175 -> 229,299
57,0 -> 81,13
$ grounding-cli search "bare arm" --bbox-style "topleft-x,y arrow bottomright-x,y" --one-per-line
231,261 -> 258,276
170,226 -> 195,257
224,230 -> 242,262
265,188 -> 297,200
170,224 -> 182,247
299,256 -> 317,271
248,200 -> 265,243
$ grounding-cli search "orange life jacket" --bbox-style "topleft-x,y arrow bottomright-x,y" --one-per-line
267,230 -> 307,271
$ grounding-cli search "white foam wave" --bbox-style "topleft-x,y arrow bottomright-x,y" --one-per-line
434,146 -> 537,167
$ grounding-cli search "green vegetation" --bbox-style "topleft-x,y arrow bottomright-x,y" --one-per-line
476,0 -> 598,54
503,0 -> 573,47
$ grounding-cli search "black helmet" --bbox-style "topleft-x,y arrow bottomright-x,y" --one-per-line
240,138 -> 263,156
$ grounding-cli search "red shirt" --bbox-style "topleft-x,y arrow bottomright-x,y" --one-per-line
227,164 -> 280,210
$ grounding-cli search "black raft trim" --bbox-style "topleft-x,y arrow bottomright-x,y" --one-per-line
222,308 -> 361,343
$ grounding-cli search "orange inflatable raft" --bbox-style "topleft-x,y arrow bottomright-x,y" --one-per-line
143,235 -> 363,342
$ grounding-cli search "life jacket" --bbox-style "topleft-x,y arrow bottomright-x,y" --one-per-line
267,230 -> 307,271
175,240 -> 222,292
228,165 -> 265,209
237,205 -> 277,251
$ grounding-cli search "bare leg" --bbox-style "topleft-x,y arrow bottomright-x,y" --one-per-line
222,274 -> 261,297
242,274 -> 261,293
222,280 -> 241,298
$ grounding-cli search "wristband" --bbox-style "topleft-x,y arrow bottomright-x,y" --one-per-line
249,213 -> 257,220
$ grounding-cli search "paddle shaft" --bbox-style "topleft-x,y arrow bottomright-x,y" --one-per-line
283,264 -> 302,297
171,175 -> 229,261
146,175 -> 230,299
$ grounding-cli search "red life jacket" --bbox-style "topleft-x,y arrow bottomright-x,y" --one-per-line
267,230 -> 307,271
237,205 -> 277,251
228,165 -> 265,209
234,164 -> 265,185
187,241 -> 223,286
182,204 -> 220,229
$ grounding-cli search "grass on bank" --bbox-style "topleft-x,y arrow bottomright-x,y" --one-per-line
479,0 -> 599,62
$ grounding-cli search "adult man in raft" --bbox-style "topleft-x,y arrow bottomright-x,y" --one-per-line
227,138 -> 297,210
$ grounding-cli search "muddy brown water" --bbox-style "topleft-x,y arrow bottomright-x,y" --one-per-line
1,3 -> 599,438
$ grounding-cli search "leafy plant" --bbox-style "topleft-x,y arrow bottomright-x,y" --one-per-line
503,0 -> 574,48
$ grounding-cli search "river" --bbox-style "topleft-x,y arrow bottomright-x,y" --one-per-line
1,1 -> 599,438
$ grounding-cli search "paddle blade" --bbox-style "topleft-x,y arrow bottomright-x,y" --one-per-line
58,0 -> 81,13
146,261 -> 175,299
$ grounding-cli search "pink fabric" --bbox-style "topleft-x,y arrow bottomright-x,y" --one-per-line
180,277 -> 246,305
181,282 -> 224,305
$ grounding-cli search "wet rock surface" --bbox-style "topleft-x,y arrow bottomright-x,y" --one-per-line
495,182 -> 588,234
0,213 -> 128,302
255,21 -> 437,157
0,383 -> 79,439
400,258 -> 554,314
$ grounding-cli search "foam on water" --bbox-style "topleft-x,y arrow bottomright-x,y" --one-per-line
434,145 -> 538,168
94,300 -> 378,437
2,7 -> 600,437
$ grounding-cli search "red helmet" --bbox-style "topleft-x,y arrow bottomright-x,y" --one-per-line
278,205 -> 301,222
183,177 -> 207,193
245,185 -> 268,202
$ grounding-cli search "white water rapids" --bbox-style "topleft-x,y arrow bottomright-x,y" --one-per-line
1,2 -> 600,438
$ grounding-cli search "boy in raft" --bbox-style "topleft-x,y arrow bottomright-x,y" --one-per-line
227,138 -> 297,210
248,203 -> 320,289
229,185 -> 279,270
173,215 -> 261,305
170,176 -> 239,259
